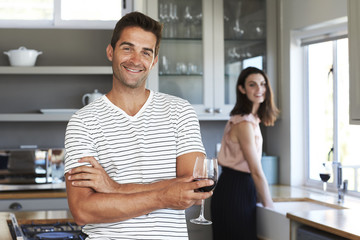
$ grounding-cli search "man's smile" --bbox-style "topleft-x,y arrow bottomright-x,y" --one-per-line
123,66 -> 143,73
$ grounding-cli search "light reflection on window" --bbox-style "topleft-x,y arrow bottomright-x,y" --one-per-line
0,0 -> 53,20
61,0 -> 122,21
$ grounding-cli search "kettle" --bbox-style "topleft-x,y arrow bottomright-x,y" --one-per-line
82,89 -> 103,105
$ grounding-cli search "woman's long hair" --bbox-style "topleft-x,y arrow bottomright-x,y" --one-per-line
230,67 -> 279,126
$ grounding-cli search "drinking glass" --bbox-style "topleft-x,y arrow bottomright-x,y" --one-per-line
319,162 -> 332,191
190,156 -> 218,225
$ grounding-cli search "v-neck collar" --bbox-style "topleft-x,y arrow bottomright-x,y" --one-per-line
103,90 -> 154,121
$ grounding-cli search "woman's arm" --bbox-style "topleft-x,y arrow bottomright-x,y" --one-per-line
232,122 -> 274,208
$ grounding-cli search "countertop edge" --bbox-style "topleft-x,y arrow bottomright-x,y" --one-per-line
286,210 -> 360,240
0,190 -> 67,199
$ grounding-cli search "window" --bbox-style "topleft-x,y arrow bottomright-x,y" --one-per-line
0,0 -> 132,29
305,37 -> 360,194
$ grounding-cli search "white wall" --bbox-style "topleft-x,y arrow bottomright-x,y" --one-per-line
266,0 -> 347,185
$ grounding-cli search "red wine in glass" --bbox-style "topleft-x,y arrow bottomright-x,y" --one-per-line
319,172 -> 331,191
193,178 -> 217,192
320,173 -> 330,182
190,157 -> 218,225
319,162 -> 332,192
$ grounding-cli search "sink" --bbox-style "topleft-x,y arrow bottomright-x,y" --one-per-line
256,198 -> 345,240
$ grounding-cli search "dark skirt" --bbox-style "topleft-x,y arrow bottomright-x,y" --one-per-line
211,166 -> 257,240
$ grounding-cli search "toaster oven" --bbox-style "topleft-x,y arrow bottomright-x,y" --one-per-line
0,148 -> 65,191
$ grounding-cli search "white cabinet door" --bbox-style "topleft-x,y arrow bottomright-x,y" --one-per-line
146,0 -> 276,120
214,0 -> 278,118
348,0 -> 360,124
146,0 -> 214,119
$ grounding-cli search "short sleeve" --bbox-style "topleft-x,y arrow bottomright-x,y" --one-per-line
175,101 -> 205,157
64,113 -> 99,174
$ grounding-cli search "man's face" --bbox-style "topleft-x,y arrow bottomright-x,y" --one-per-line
107,26 -> 158,89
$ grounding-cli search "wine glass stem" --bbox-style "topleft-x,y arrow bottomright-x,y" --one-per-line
199,199 -> 205,218
323,182 -> 327,191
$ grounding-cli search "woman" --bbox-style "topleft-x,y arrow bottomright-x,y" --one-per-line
211,67 -> 279,239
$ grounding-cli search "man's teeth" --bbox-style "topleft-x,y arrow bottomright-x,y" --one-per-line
125,67 -> 141,72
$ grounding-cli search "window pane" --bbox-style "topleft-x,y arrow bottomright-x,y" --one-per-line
308,41 -> 334,182
61,0 -> 122,21
337,38 -> 360,191
0,0 -> 53,20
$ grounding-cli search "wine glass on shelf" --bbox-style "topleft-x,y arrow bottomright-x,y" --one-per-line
190,156 -> 218,225
183,6 -> 193,38
319,162 -> 332,191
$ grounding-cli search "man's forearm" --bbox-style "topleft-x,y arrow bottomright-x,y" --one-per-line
112,178 -> 177,194
68,186 -> 165,225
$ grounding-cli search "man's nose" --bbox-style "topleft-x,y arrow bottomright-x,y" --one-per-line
129,51 -> 141,64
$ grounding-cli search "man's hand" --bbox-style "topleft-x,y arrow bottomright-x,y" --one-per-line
158,176 -> 213,209
67,157 -> 119,193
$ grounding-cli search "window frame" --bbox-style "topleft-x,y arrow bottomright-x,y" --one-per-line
303,41 -> 339,192
302,25 -> 360,197
0,0 -> 133,29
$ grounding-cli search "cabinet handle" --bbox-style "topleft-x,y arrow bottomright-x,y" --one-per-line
205,108 -> 214,114
214,108 -> 222,114
9,202 -> 22,211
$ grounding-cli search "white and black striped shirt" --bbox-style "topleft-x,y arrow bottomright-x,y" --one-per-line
64,90 -> 205,240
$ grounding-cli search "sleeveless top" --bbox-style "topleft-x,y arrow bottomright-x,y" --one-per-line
218,114 -> 262,173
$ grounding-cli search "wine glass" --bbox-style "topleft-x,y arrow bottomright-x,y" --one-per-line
190,156 -> 218,225
319,162 -> 332,191
183,6 -> 193,38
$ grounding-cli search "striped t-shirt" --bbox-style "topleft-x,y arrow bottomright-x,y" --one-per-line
64,90 -> 205,240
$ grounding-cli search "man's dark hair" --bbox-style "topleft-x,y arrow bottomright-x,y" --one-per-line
111,11 -> 163,57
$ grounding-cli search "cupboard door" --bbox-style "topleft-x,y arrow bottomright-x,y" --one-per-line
147,0 -> 214,118
348,0 -> 360,124
214,0 -> 267,116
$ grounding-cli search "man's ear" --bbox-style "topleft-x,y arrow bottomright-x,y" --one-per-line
239,85 -> 246,94
150,55 -> 159,70
106,44 -> 113,61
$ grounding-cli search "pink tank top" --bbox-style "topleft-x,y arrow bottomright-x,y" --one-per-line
218,114 -> 263,173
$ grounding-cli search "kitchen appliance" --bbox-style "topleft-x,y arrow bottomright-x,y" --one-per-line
8,214 -> 87,240
82,89 -> 103,105
0,148 -> 66,191
3,46 -> 42,67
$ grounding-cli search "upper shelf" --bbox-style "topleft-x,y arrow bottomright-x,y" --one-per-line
0,66 -> 112,75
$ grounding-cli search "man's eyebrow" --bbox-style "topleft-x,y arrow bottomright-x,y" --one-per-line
143,47 -> 154,54
119,41 -> 154,53
119,41 -> 134,47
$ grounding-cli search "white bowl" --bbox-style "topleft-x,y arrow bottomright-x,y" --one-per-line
4,46 -> 43,67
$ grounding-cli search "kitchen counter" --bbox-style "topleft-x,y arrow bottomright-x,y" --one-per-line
1,186 -> 360,240
0,189 -> 67,200
287,209 -> 360,240
267,185 -> 360,240
0,210 -> 73,240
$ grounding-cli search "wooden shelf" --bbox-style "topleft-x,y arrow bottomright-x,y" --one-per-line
0,66 -> 112,75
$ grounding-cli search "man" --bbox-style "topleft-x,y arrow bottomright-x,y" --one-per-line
64,11 -> 213,239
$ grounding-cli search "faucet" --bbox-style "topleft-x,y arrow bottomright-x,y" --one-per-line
333,162 -> 348,203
